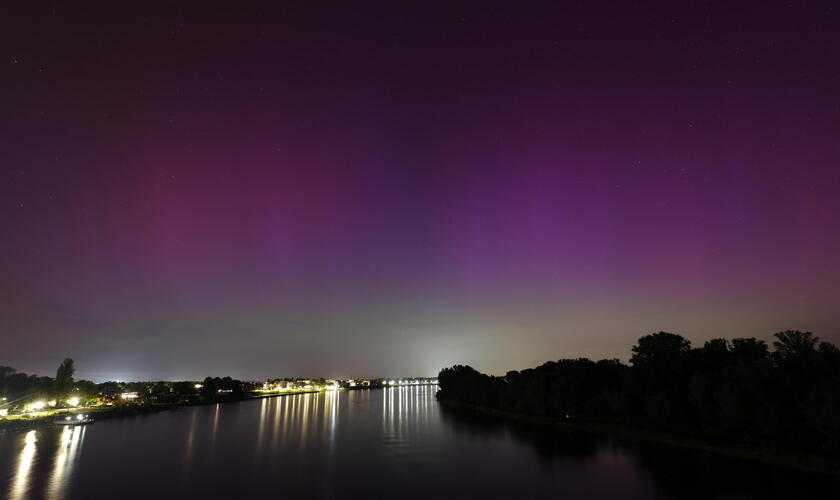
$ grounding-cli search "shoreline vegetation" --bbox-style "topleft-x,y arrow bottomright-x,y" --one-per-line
0,384 -> 438,433
1,360 -> 438,433
0,388 -> 324,433
437,330 -> 840,476
0,381 -> 446,433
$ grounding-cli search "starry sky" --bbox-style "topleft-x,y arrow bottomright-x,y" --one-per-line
2,2 -> 839,381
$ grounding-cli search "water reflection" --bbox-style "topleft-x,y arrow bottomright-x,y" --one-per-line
438,404 -> 601,462
8,430 -> 37,500
220,391 -> 347,465
325,389 -> 338,451
6,426 -> 86,500
438,403 -> 840,499
380,385 -> 438,459
255,398 -> 269,462
211,403 -> 220,450
183,407 -> 199,470
2,388 -> 837,500
46,426 -> 85,500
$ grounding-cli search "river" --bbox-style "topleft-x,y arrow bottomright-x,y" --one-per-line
0,385 -> 836,499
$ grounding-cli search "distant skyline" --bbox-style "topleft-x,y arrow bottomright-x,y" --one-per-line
3,3 -> 839,381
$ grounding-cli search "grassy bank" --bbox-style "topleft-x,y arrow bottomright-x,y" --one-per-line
437,397 -> 840,477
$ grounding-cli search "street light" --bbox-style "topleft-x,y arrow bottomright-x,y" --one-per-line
68,397 -> 80,407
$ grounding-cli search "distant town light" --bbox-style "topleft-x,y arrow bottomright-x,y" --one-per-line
48,400 -> 57,406
194,384 -> 203,389
120,392 -> 138,400
31,401 -> 46,410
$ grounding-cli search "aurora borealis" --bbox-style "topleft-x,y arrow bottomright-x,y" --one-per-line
3,3 -> 839,380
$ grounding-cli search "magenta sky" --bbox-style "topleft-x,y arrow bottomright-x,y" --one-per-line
2,3 -> 839,380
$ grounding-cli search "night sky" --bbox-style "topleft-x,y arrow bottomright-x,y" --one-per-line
3,3 -> 839,381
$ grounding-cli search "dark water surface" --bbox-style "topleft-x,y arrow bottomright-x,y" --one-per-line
1,386 -> 837,499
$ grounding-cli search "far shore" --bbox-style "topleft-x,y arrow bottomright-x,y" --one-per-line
1,384 -> 439,433
0,388 -> 326,433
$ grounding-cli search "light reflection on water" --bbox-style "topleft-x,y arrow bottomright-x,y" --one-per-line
46,426 -> 85,500
6,425 -> 86,500
2,385 -> 837,500
172,390 -> 348,471
8,430 -> 37,500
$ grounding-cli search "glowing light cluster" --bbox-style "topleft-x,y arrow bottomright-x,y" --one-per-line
28,401 -> 46,411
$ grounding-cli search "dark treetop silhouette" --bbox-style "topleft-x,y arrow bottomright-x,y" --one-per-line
437,330 -> 840,451
0,358 -> 250,411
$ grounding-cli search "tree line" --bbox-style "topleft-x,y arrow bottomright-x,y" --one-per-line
0,358 -> 249,408
437,330 -> 840,451
0,359 -> 100,405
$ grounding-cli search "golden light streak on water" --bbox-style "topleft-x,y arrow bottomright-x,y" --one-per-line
182,408 -> 199,475
46,426 -> 85,500
211,403 -> 220,451
8,430 -> 37,500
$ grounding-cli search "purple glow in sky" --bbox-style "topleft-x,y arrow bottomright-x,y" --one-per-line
2,3 -> 839,380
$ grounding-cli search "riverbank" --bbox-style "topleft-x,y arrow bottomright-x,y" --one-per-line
0,405 -> 168,432
0,389 -> 326,433
436,397 -> 840,477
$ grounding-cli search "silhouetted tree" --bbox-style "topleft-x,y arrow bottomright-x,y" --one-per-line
201,376 -> 217,400
437,330 -> 840,452
730,338 -> 768,363
172,381 -> 197,396
630,332 -> 691,367
772,330 -> 818,364
55,358 -> 75,392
